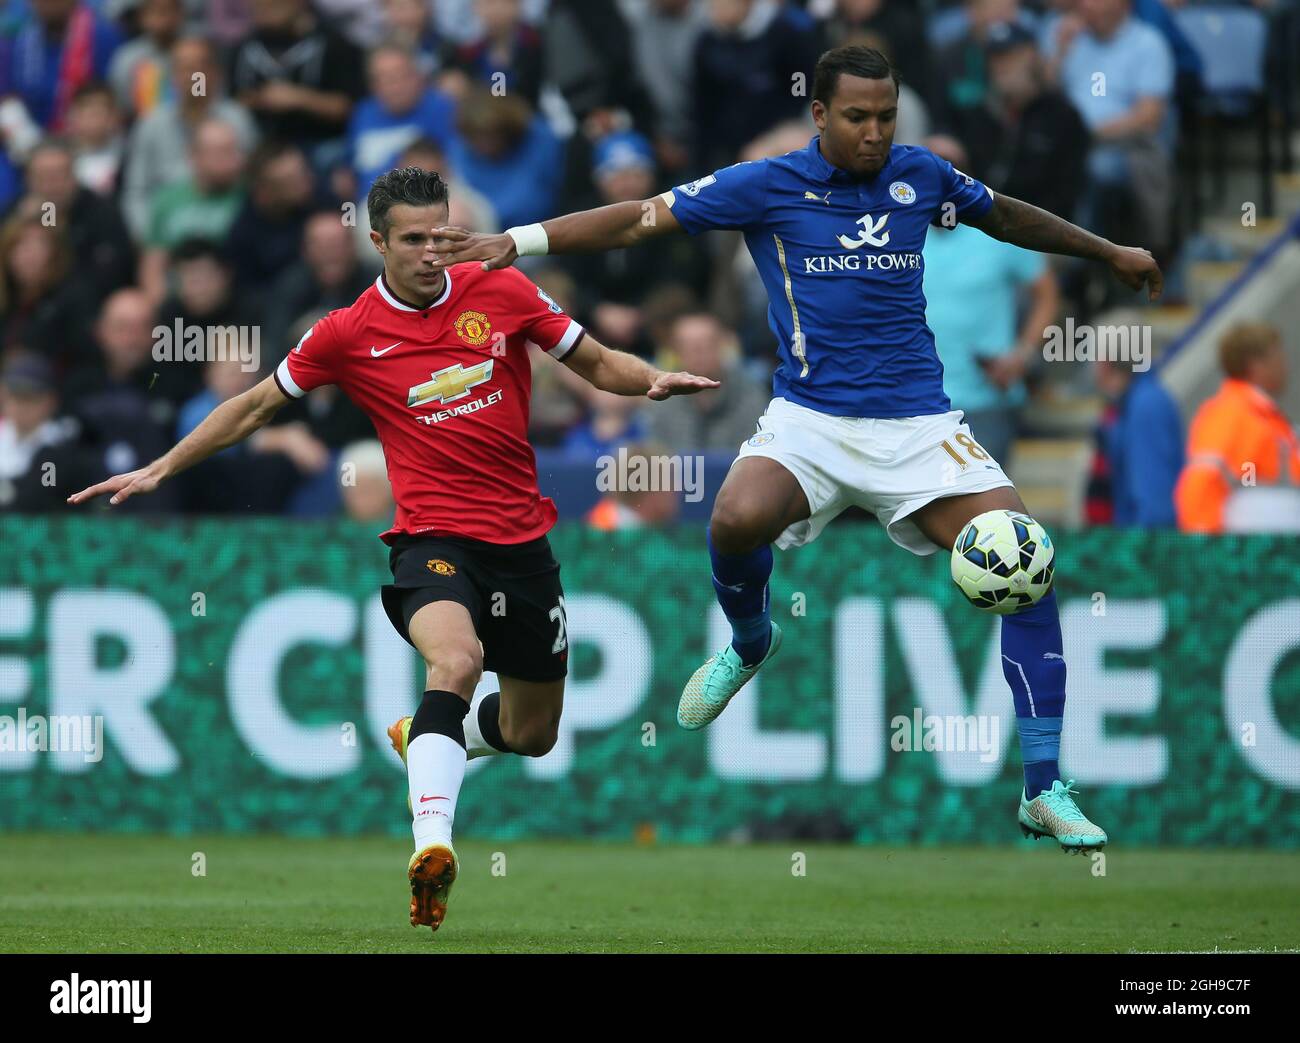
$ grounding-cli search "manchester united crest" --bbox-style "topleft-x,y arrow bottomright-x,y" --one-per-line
426,559 -> 456,576
454,310 -> 491,346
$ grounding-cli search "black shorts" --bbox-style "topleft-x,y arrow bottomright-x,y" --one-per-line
381,532 -> 568,683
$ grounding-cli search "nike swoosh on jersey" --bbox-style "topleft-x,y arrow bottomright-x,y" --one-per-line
371,341 -> 403,357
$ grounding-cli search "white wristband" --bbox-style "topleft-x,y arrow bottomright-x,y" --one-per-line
506,223 -> 549,256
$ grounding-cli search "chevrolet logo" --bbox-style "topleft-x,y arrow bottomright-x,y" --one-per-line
407,360 -> 494,407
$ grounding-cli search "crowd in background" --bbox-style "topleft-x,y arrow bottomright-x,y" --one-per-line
0,0 -> 1295,533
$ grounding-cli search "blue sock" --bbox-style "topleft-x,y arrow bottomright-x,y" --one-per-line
708,529 -> 773,666
1000,590 -> 1066,798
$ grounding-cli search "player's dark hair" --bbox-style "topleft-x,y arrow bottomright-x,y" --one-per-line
367,166 -> 450,241
813,46 -> 900,106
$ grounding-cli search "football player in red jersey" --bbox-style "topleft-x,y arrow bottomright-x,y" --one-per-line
68,167 -> 718,933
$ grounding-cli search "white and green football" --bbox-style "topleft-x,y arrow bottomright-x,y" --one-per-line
950,509 -> 1054,614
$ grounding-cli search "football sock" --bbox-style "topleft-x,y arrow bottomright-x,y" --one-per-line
1000,590 -> 1066,799
708,529 -> 773,667
463,690 -> 513,758
407,689 -> 469,849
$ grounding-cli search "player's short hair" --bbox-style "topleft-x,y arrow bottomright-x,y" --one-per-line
1218,322 -> 1280,379
813,45 -> 900,106
367,166 -> 450,241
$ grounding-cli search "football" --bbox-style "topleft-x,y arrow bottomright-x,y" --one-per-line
950,509 -> 1055,614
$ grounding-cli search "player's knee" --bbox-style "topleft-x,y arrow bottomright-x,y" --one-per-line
503,717 -> 559,757
709,501 -> 767,554
424,644 -> 483,692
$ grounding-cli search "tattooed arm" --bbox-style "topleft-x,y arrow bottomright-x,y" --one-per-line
966,191 -> 1163,301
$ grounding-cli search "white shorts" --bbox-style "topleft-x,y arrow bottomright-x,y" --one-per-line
734,397 -> 1015,555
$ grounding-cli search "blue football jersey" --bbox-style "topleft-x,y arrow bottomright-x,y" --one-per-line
666,137 -> 995,418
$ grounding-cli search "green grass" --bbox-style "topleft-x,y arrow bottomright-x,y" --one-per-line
0,834 -> 1296,953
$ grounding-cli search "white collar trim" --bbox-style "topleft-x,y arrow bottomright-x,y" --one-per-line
376,270 -> 452,312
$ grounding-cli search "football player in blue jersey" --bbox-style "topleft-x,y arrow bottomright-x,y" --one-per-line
429,45 -> 1163,852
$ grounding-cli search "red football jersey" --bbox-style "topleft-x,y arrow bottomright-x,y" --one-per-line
275,265 -> 584,544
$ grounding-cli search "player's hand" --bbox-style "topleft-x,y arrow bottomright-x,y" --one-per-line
1106,245 -> 1163,301
66,465 -> 163,507
430,226 -> 519,271
646,371 -> 721,401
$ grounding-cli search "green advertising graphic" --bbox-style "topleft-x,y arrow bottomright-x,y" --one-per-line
1,517 -> 1297,846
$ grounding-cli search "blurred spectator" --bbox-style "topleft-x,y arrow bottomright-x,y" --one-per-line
311,0 -> 391,48
0,351 -> 95,511
692,0 -> 823,172
0,215 -> 96,374
380,0 -> 456,82
174,351 -> 328,513
431,0 -> 547,45
448,0 -> 544,106
1130,0 -> 1204,101
62,287 -> 169,408
18,138 -> 135,306
138,117 -> 247,302
922,135 -> 1058,467
1045,0 -> 1174,254
545,0 -> 657,135
645,312 -> 768,453
624,0 -> 708,175
228,0 -> 365,166
224,141 -> 321,297
558,131 -> 708,355
122,34 -> 258,242
526,268 -> 587,446
585,441 -> 683,530
561,386 -> 647,458
62,291 -> 183,511
264,211 -> 373,364
821,0 -> 931,107
445,89 -> 562,229
932,0 -> 1020,126
204,0 -> 253,45
1176,324 -> 1300,534
949,19 -> 1088,219
347,42 -> 457,202
1087,357 -> 1183,528
65,81 -> 127,197
399,137 -> 497,233
338,438 -> 394,522
0,0 -> 125,130
153,238 -> 261,401
108,0 -> 184,119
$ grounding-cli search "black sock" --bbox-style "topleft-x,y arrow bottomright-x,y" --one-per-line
410,689 -> 470,748
476,692 -> 515,754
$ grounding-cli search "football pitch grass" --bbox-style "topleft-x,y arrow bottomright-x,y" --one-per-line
2,834 -> 1296,954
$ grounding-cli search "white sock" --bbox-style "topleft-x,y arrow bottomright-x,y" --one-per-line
408,732 -> 466,850
464,689 -> 508,760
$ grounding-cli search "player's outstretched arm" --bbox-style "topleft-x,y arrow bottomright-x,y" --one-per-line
431,195 -> 681,271
560,333 -> 719,400
967,191 -> 1163,301
66,375 -> 290,506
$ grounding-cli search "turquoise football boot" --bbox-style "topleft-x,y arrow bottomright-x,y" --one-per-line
1019,779 -> 1108,853
677,623 -> 783,730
